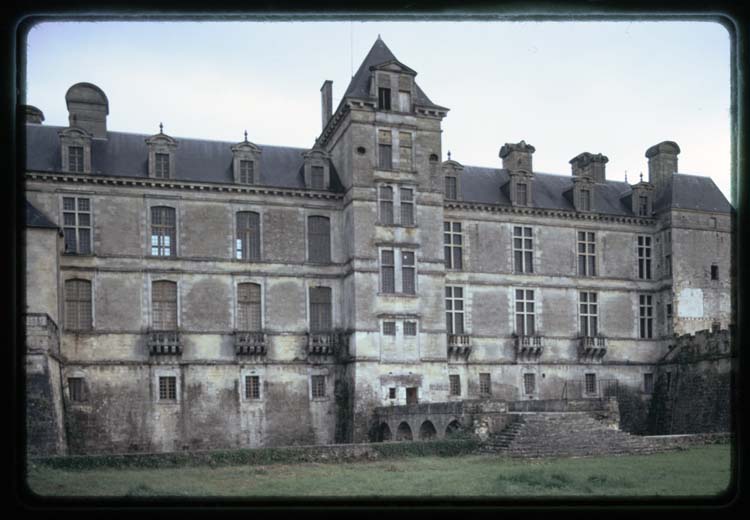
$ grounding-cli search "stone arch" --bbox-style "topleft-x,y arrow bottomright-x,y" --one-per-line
445,419 -> 462,437
378,422 -> 392,442
419,420 -> 437,440
396,421 -> 413,441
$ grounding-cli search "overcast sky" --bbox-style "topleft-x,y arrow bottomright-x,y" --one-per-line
24,20 -> 732,202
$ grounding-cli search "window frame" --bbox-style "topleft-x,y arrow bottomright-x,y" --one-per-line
68,145 -> 84,173
61,196 -> 92,255
159,375 -> 177,401
239,159 -> 255,185
398,131 -> 413,172
444,221 -> 463,270
449,375 -> 461,397
579,291 -> 598,337
311,374 -> 327,399
638,294 -> 653,339
577,231 -> 596,276
379,247 -> 417,295
445,286 -> 465,335
236,282 -> 263,331
64,278 -> 93,332
513,226 -> 534,274
68,377 -> 86,402
151,280 -> 178,331
515,289 -> 535,336
236,211 -> 261,262
523,373 -> 536,395
307,215 -> 332,264
150,206 -> 177,258
154,152 -> 170,179
309,286 -> 333,333
585,373 -> 597,395
378,87 -> 391,110
479,373 -> 492,396
245,375 -> 262,400
378,129 -> 393,170
444,176 -> 458,200
637,235 -> 652,280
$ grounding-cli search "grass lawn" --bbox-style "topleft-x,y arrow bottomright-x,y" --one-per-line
26,444 -> 732,499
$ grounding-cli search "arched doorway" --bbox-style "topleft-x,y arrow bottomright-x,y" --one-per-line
445,420 -> 462,437
396,422 -> 413,441
419,420 -> 437,440
378,422 -> 392,442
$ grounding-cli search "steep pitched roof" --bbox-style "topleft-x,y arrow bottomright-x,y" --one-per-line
653,174 -> 733,214
25,200 -> 58,229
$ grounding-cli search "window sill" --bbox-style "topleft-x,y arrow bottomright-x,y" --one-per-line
62,252 -> 94,257
306,261 -> 334,266
376,223 -> 418,229
311,397 -> 329,402
378,292 -> 418,298
156,400 -> 179,405
147,255 -> 179,260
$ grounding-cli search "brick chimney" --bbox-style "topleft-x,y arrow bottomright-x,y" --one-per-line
499,140 -> 535,172
646,141 -> 680,193
23,105 -> 45,124
569,152 -> 609,183
321,80 -> 333,131
65,83 -> 109,139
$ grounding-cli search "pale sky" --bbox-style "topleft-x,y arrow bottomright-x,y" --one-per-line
24,20 -> 733,202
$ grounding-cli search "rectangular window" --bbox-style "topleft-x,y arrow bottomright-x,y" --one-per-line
579,292 -> 598,337
479,373 -> 491,396
402,251 -> 416,294
400,188 -> 414,225
68,146 -> 84,173
311,375 -> 326,398
245,375 -> 261,399
62,197 -> 92,254
379,186 -> 394,224
151,206 -> 176,257
444,176 -> 458,200
237,283 -> 262,331
644,373 -> 654,394
637,235 -> 652,279
239,160 -> 255,184
524,373 -> 536,395
389,387 -> 397,399
378,129 -> 392,169
515,289 -> 535,336
383,321 -> 396,336
64,279 -> 92,331
68,377 -> 85,402
155,153 -> 170,179
639,294 -> 653,339
378,87 -> 391,110
236,212 -> 261,261
585,373 -> 597,395
398,90 -> 411,112
152,281 -> 177,330
309,287 -> 332,332
159,376 -> 177,401
444,221 -> 463,270
445,286 -> 465,335
307,216 -> 331,263
666,303 -> 673,319
404,321 -> 417,336
381,250 -> 395,293
311,166 -> 325,190
399,132 -> 412,172
449,375 -> 461,396
516,183 -> 528,206
577,231 -> 596,276
665,372 -> 672,393
639,195 -> 649,216
711,265 -> 719,280
579,189 -> 591,211
513,226 -> 534,273
665,254 -> 672,277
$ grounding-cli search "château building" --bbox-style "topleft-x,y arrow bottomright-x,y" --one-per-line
23,37 -> 733,455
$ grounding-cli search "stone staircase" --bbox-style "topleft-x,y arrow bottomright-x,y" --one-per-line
482,412 -> 677,458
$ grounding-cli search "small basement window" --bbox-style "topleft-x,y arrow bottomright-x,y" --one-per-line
711,265 -> 719,280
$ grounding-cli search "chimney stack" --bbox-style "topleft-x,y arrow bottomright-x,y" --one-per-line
23,105 -> 45,124
321,80 -> 333,131
499,140 -> 535,172
645,141 -> 680,192
65,83 -> 109,139
569,152 -> 609,183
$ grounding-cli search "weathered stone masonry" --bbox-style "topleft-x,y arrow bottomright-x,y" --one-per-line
23,38 -> 734,455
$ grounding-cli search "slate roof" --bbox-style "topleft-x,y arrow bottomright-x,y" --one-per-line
25,200 -> 58,229
653,173 -> 733,213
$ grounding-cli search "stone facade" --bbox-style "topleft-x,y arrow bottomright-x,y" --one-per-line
23,38 -> 734,455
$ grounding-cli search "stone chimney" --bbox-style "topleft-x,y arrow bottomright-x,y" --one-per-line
646,141 -> 680,192
23,105 -> 45,124
321,80 -> 333,131
569,152 -> 609,183
65,83 -> 109,139
499,140 -> 535,172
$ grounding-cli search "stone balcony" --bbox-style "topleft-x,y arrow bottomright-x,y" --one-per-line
147,331 -> 182,356
234,331 -> 267,356
579,336 -> 607,361
447,334 -> 472,358
307,331 -> 347,356
515,334 -> 544,362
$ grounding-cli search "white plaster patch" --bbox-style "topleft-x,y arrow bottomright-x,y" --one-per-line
678,288 -> 704,318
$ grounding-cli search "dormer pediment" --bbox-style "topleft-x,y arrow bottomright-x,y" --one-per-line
145,133 -> 178,148
231,140 -> 262,155
370,60 -> 417,76
58,126 -> 92,139
442,159 -> 464,172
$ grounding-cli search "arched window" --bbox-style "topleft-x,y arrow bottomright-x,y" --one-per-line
64,279 -> 92,331
237,283 -> 262,331
236,212 -> 260,261
307,216 -> 331,263
309,286 -> 332,332
152,280 -> 177,330
151,206 -> 176,257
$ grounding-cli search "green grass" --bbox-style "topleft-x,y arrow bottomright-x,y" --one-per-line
26,444 -> 733,499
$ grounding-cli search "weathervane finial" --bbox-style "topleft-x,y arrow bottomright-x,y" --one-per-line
244,130 -> 248,142
447,150 -> 451,161
640,171 -> 643,183
159,122 -> 163,134
625,170 -> 628,183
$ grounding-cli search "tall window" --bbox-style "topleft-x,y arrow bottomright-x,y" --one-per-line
638,195 -> 649,216
444,222 -> 463,270
515,289 -> 535,336
236,212 -> 261,261
444,176 -> 458,200
479,373 -> 491,396
644,373 -> 654,394
311,375 -> 326,398
379,186 -> 394,224
151,206 -> 176,257
378,87 -> 391,110
245,375 -> 261,399
311,166 -> 325,190
516,183 -> 528,206
152,281 -> 177,330
513,226 -> 534,273
585,373 -> 597,395
155,153 -> 170,179
62,197 -> 91,254
159,376 -> 177,400
579,189 -> 591,211
445,286 -> 465,335
383,321 -> 396,336
307,216 -> 331,263
68,146 -> 84,173
68,377 -> 85,402
404,321 -> 417,336
665,254 -> 672,277
399,132 -> 412,171
577,231 -> 596,276
237,283 -> 262,331
381,250 -> 395,293
449,375 -> 461,396
64,279 -> 92,331
524,373 -> 536,395
309,287 -> 332,332
579,292 -> 598,337
639,294 -> 653,339
378,130 -> 392,169
239,160 -> 255,184
637,235 -> 652,279
400,188 -> 414,225
402,251 -> 416,294
398,90 -> 411,112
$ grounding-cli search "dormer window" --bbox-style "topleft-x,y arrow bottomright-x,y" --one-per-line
303,148 -> 331,190
516,183 -> 529,206
579,189 -> 591,211
239,160 -> 255,184
145,126 -> 178,180
638,195 -> 649,216
59,127 -> 92,174
442,158 -> 464,201
378,87 -> 391,110
569,175 -> 594,212
378,130 -> 393,170
445,176 -> 458,200
155,153 -> 170,179
231,133 -> 262,185
399,90 -> 411,112
311,166 -> 325,189
68,146 -> 84,173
